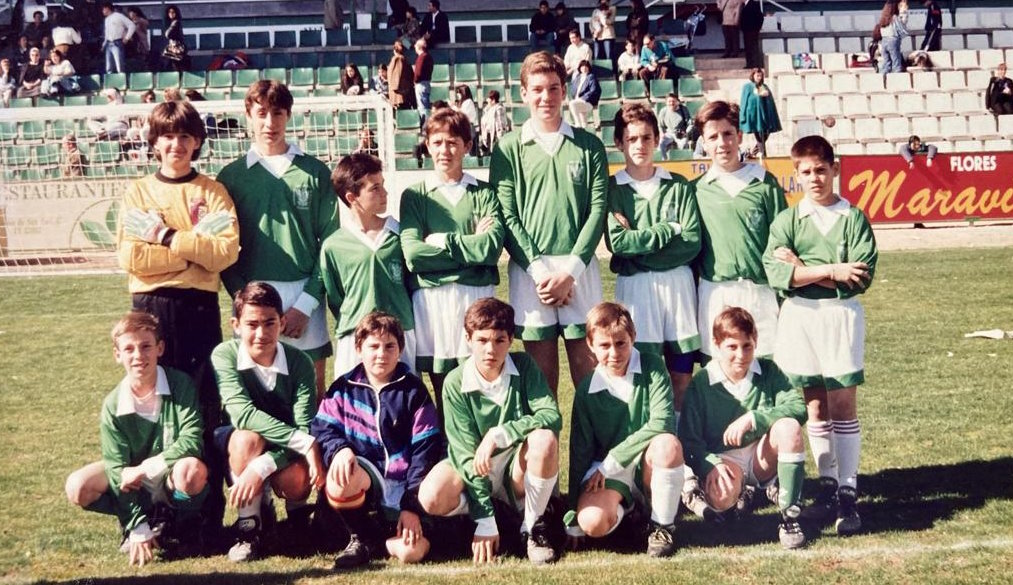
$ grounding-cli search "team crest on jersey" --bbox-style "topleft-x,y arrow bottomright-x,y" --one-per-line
390,261 -> 403,284
163,427 -> 174,448
293,186 -> 311,209
747,209 -> 765,230
567,160 -> 585,184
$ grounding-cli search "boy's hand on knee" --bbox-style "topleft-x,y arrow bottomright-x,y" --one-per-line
471,534 -> 499,563
723,413 -> 755,447
229,468 -> 264,509
119,465 -> 145,493
707,464 -> 737,498
306,442 -> 325,490
584,469 -> 605,493
330,447 -> 357,487
397,510 -> 423,545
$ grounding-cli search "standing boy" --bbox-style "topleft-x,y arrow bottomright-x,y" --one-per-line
218,80 -> 340,395
211,282 -> 325,562
312,312 -> 444,568
567,302 -> 686,558
400,108 -> 504,412
489,50 -> 608,396
322,152 -> 416,378
678,307 -> 809,549
418,298 -> 564,565
65,312 -> 209,566
763,135 -> 877,535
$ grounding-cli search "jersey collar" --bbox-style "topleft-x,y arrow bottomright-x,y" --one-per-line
797,196 -> 851,218
245,142 -> 305,169
587,349 -> 642,402
520,118 -> 575,143
348,216 -> 400,250
116,366 -> 171,416
705,357 -> 762,386
701,161 -> 766,185
614,166 -> 672,185
460,354 -> 519,393
236,341 -> 289,375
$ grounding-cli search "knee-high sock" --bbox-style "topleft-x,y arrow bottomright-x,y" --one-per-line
650,465 -> 685,525
522,472 -> 557,533
776,452 -> 806,511
231,471 -> 263,521
833,419 -> 861,491
806,420 -> 838,481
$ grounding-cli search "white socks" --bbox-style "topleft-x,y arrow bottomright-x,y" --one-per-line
232,470 -> 264,521
522,471 -> 557,533
807,420 -> 838,481
650,465 -> 685,526
833,419 -> 861,490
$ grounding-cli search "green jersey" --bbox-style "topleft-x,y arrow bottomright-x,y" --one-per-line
568,351 -> 676,510
319,217 -> 414,339
692,164 -> 787,284
678,358 -> 806,479
489,121 -> 608,272
399,173 -> 504,290
212,339 -> 317,470
99,366 -> 204,531
442,352 -> 563,521
217,148 -> 339,304
606,167 -> 702,276
763,198 -> 879,300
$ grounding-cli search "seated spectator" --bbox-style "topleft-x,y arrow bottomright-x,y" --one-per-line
0,59 -> 16,107
87,88 -> 129,140
563,29 -> 593,78
529,0 -> 555,49
17,47 -> 45,98
354,127 -> 378,154
126,7 -> 149,59
14,36 -> 31,72
341,63 -> 364,95
898,135 -> 936,168
638,34 -> 673,84
42,49 -> 79,96
553,2 -> 578,54
658,93 -> 691,158
617,39 -> 641,81
140,89 -> 155,103
163,87 -> 182,101
420,0 -> 450,49
568,59 -> 601,129
24,10 -> 52,48
986,63 -> 1013,115
479,89 -> 510,155
371,63 -> 389,97
61,133 -> 86,177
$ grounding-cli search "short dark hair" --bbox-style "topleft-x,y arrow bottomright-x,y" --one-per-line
712,306 -> 758,344
790,135 -> 835,166
331,152 -> 383,206
464,298 -> 515,337
694,100 -> 739,135
520,50 -> 567,89
487,89 -> 501,102
233,281 -> 284,319
244,79 -> 293,116
424,108 -> 472,143
353,311 -> 406,351
147,100 -> 207,161
613,102 -> 659,147
430,0 -> 440,8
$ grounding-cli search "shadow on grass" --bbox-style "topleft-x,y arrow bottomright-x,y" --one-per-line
37,568 -> 347,585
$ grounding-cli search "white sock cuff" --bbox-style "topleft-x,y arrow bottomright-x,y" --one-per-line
653,465 -> 685,481
448,492 -> 470,516
778,452 -> 806,464
832,419 -> 861,434
524,472 -> 558,489
807,420 -> 833,436
604,505 -> 625,535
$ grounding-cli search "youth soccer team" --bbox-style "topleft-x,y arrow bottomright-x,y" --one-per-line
63,50 -> 879,568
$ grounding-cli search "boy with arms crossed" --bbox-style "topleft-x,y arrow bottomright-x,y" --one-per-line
400,108 -> 505,409
312,312 -> 444,568
678,307 -> 808,549
211,282 -> 325,562
322,152 -> 415,378
218,80 -> 340,395
418,298 -> 564,565
566,302 -> 686,557
763,135 -> 877,535
489,50 -> 608,396
66,312 -> 209,566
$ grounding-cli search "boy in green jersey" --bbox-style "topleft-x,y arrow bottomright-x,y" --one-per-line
678,307 -> 808,550
323,152 -> 415,378
65,312 -> 209,566
692,100 -> 787,362
211,282 -> 325,562
566,302 -> 686,558
417,298 -> 564,565
218,80 -> 340,396
763,135 -> 877,535
400,108 -> 504,411
489,50 -> 609,397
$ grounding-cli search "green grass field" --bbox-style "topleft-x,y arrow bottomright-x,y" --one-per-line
1,247 -> 1012,585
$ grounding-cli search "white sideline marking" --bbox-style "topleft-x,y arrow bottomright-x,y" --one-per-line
381,538 -> 1013,576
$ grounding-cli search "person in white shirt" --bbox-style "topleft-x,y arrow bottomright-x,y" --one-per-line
563,29 -> 593,79
101,1 -> 136,74
616,39 -> 641,81
42,49 -> 78,96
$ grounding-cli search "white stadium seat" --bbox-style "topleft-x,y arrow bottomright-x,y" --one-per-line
838,37 -> 863,53
994,30 -> 1013,49
977,12 -> 1004,31
836,142 -> 865,156
865,141 -> 895,155
937,70 -> 966,92
906,11 -> 927,31
805,74 -> 833,95
775,75 -> 805,97
952,50 -> 978,70
854,117 -> 882,143
830,117 -> 856,143
966,70 -> 991,90
995,114 -> 1013,136
767,54 -> 794,76
938,115 -> 970,141
966,35 -> 990,50
870,94 -> 898,118
983,139 -> 1013,151
882,117 -> 910,142
785,95 -> 815,120
828,14 -> 853,33
941,34 -> 965,51
935,141 -> 955,153
814,94 -> 842,117
842,94 -> 870,117
853,13 -> 878,31
858,72 -> 886,94
831,72 -> 859,94
925,92 -> 955,115
912,71 -> 940,93
762,15 -> 779,33
786,38 -> 811,54
979,50 -> 1004,72
910,116 -> 941,141
763,38 -> 786,54
927,51 -> 952,70
804,16 -> 829,32
812,37 -> 837,54
953,139 -> 982,152
967,114 -> 999,140
780,16 -> 804,33
897,94 -> 925,117
953,11 -> 978,29
953,91 -> 982,115
885,72 -> 913,93
823,54 -> 850,74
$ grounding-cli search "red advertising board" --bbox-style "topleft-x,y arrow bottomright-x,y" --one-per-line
840,153 -> 1013,224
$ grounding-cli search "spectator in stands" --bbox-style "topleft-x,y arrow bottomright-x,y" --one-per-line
898,135 -> 936,168
126,7 -> 149,61
868,25 -> 883,72
42,49 -> 79,96
141,89 -> 155,102
50,13 -> 82,70
61,133 -> 86,177
388,0 -> 409,30
479,89 -> 510,156
17,47 -> 45,98
38,35 -> 53,63
659,93 -> 691,158
529,1 -> 555,50
739,67 -> 780,157
638,33 -> 673,84
878,0 -> 908,76
568,59 -> 601,129
341,63 -> 365,95
590,0 -> 616,61
414,37 -> 434,123
626,0 -> 649,50
22,0 -> 48,25
0,59 -> 17,107
389,40 -> 416,110
401,6 -> 423,45
564,29 -> 593,79
87,88 -> 129,140
740,0 -> 764,69
101,2 -> 136,74
617,38 -> 642,81
163,87 -> 182,101
421,0 -> 450,48
453,84 -> 479,151
14,35 -> 31,72
354,127 -> 378,154
717,0 -> 742,58
371,63 -> 389,97
986,63 -> 1013,115
921,0 -> 942,52
553,2 -> 578,55
161,5 -> 189,73
24,10 -> 52,48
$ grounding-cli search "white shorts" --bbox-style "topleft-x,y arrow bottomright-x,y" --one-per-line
412,283 -> 495,374
717,443 -> 762,487
698,278 -> 779,358
616,265 -> 700,355
334,330 -> 417,380
487,445 -> 523,511
262,279 -> 332,360
508,256 -> 603,340
774,296 -> 865,389
581,457 -> 644,507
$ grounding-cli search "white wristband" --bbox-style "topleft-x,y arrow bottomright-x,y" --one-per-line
246,452 -> 279,481
473,516 -> 499,537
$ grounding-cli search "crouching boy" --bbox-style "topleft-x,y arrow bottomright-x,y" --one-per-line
417,298 -> 564,565
65,312 -> 209,566
677,307 -> 809,549
567,302 -> 686,558
312,312 -> 444,569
